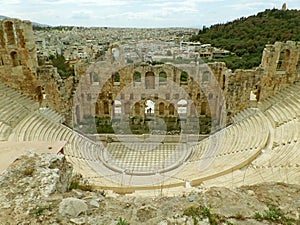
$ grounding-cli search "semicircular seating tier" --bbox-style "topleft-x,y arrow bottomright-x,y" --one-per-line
0,81 -> 299,191
203,82 -> 300,188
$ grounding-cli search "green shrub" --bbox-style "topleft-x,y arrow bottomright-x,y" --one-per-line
117,217 -> 129,225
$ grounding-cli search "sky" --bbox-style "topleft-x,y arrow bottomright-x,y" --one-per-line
0,0 -> 300,28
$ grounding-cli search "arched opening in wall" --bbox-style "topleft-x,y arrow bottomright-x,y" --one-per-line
10,51 -> 19,66
95,102 -> 100,115
222,74 -> 226,90
103,101 -> 109,115
168,103 -> 175,115
111,47 -> 119,61
159,102 -> 165,115
0,56 -> 4,66
159,71 -> 167,85
256,87 -> 261,102
203,71 -> 210,82
249,90 -> 257,101
4,21 -> 16,45
145,72 -> 155,89
277,49 -> 290,70
0,30 -> 5,48
113,100 -> 122,117
145,100 -> 155,115
177,99 -> 187,117
180,71 -> 188,84
113,72 -> 120,85
134,102 -> 140,116
133,71 -> 141,82
201,102 -> 207,115
196,93 -> 201,100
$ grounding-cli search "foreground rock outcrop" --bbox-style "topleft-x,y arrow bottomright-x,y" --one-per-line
0,153 -> 299,224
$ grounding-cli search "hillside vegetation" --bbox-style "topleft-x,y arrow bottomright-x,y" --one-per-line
191,9 -> 300,70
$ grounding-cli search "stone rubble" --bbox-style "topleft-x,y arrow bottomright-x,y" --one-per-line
0,152 -> 299,225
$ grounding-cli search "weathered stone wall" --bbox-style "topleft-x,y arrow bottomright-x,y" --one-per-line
259,41 -> 300,100
73,41 -> 300,127
0,19 -> 39,99
0,19 -> 79,123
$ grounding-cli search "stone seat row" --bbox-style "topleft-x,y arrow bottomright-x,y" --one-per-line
0,83 -> 39,111
189,111 -> 269,162
0,122 -> 12,141
264,96 -> 299,127
38,107 -> 65,124
258,82 -> 300,111
251,141 -> 300,167
231,108 -> 258,124
273,119 -> 300,144
202,163 -> 300,188
9,111 -> 103,164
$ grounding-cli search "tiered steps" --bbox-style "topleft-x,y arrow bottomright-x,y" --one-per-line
0,84 -> 38,140
38,107 -> 65,123
202,82 -> 300,188
231,108 -> 258,124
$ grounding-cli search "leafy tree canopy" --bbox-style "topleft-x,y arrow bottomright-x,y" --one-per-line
191,9 -> 300,70
49,54 -> 75,79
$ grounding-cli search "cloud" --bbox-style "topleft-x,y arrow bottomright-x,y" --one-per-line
227,1 -> 275,10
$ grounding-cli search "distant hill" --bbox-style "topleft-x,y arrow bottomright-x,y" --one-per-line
0,15 -> 8,20
191,9 -> 300,70
0,15 -> 49,27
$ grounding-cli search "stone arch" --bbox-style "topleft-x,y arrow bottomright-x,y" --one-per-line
10,51 -> 20,66
95,101 -> 100,114
159,71 -> 167,83
177,99 -> 187,116
133,71 -> 141,82
0,56 -> 4,66
222,74 -> 226,90
180,71 -> 188,82
168,103 -> 175,115
114,100 -> 122,116
159,102 -> 165,115
145,71 -> 155,89
134,102 -> 140,116
111,46 -> 120,61
103,101 -> 109,115
201,102 -> 207,115
113,72 -> 120,82
4,21 -> 16,45
277,49 -> 290,70
145,99 -> 155,115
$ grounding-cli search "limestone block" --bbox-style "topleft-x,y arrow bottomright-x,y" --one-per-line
59,197 -> 88,217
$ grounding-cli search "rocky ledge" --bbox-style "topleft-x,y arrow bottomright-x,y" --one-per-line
0,152 -> 299,225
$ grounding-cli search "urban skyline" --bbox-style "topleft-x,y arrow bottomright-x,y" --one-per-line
1,0 -> 299,28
